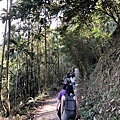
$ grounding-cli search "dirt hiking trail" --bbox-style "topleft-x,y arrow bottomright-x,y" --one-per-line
0,95 -> 59,120
0,69 -> 80,120
32,95 -> 59,120
31,68 -> 80,120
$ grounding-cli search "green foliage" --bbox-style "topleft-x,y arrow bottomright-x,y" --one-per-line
80,103 -> 98,120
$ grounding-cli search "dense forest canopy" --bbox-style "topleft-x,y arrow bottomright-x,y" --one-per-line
0,0 -> 119,119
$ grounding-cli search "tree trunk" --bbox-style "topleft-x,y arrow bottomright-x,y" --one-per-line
5,0 -> 12,116
15,48 -> 19,107
44,7 -> 47,89
0,20 -> 7,102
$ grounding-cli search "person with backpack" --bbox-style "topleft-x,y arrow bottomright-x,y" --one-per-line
56,84 -> 68,120
64,72 -> 71,85
61,85 -> 78,120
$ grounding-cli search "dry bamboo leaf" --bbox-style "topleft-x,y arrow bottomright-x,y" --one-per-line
118,110 -> 120,115
110,98 -> 115,104
99,108 -> 103,114
81,96 -> 84,99
93,116 -> 97,120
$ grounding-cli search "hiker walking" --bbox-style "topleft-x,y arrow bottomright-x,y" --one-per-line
64,72 -> 71,85
70,74 -> 76,90
56,84 -> 68,120
61,85 -> 78,120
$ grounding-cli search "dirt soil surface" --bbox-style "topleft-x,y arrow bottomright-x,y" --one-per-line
32,96 -> 59,120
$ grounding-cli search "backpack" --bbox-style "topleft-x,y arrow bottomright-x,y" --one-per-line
65,77 -> 71,84
64,94 -> 76,119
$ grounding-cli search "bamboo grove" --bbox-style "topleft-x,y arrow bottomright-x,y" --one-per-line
0,0 -> 71,116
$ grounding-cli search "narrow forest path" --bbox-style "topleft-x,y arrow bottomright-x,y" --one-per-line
32,96 -> 59,120
30,68 -> 80,120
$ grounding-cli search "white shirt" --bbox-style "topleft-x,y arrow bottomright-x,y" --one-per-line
70,76 -> 76,83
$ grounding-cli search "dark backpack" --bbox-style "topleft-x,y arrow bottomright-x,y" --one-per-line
64,94 -> 76,119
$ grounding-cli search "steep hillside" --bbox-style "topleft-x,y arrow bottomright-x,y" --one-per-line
78,28 -> 120,119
